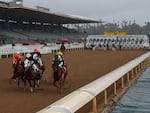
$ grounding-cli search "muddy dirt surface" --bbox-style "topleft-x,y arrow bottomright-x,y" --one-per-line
0,50 -> 146,113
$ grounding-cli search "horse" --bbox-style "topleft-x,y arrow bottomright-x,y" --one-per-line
52,61 -> 68,92
10,62 -> 24,86
34,57 -> 45,84
23,66 -> 41,92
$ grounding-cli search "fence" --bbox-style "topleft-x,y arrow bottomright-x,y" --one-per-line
37,52 -> 150,113
0,43 -> 84,58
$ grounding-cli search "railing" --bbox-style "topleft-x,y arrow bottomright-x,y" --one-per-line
37,52 -> 150,113
0,43 -> 84,58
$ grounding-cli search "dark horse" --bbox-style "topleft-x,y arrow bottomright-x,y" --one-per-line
10,63 -> 24,86
52,61 -> 67,91
23,67 -> 41,92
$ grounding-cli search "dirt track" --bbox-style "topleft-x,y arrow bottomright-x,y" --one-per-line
0,50 -> 146,113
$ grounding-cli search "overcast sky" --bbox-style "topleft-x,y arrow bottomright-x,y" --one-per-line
3,0 -> 150,26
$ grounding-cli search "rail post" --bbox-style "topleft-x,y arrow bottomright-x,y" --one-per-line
92,97 -> 97,113
104,90 -> 107,106
131,69 -> 134,78
113,82 -> 117,96
127,72 -> 130,82
121,76 -> 124,89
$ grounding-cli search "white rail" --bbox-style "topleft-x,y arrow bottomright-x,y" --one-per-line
37,52 -> 150,113
0,43 -> 84,58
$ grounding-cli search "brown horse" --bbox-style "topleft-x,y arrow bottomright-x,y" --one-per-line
23,67 -> 41,92
34,58 -> 45,85
52,61 -> 67,92
10,63 -> 24,86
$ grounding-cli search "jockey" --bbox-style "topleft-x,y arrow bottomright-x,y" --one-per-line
33,48 -> 42,64
12,53 -> 18,67
52,51 -> 64,66
24,53 -> 39,74
33,48 -> 41,59
53,51 -> 65,79
33,48 -> 44,67
57,51 -> 64,69
12,52 -> 24,68
17,52 -> 24,67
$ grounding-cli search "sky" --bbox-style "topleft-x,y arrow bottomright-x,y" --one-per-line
3,0 -> 150,26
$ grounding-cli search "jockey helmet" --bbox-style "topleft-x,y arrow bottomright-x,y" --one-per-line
26,53 -> 32,58
57,51 -> 63,57
14,53 -> 18,58
34,48 -> 39,53
17,52 -> 22,56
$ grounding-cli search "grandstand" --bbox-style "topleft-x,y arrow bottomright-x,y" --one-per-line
0,1 -> 99,45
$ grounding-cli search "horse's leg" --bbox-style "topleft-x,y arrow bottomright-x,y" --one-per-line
23,79 -> 27,91
34,80 -> 39,89
63,72 -> 67,84
37,73 -> 42,85
36,80 -> 40,89
33,80 -> 36,88
57,78 -> 63,93
10,71 -> 17,82
28,80 -> 33,92
56,70 -> 63,93
37,79 -> 40,86
9,74 -> 15,84
41,67 -> 44,74
17,77 -> 20,87
17,75 -> 23,88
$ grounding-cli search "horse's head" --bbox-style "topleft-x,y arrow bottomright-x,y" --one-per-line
13,64 -> 23,78
12,62 -> 17,69
52,60 -> 59,72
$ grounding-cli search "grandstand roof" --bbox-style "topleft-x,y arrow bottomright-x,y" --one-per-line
0,6 -> 99,24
